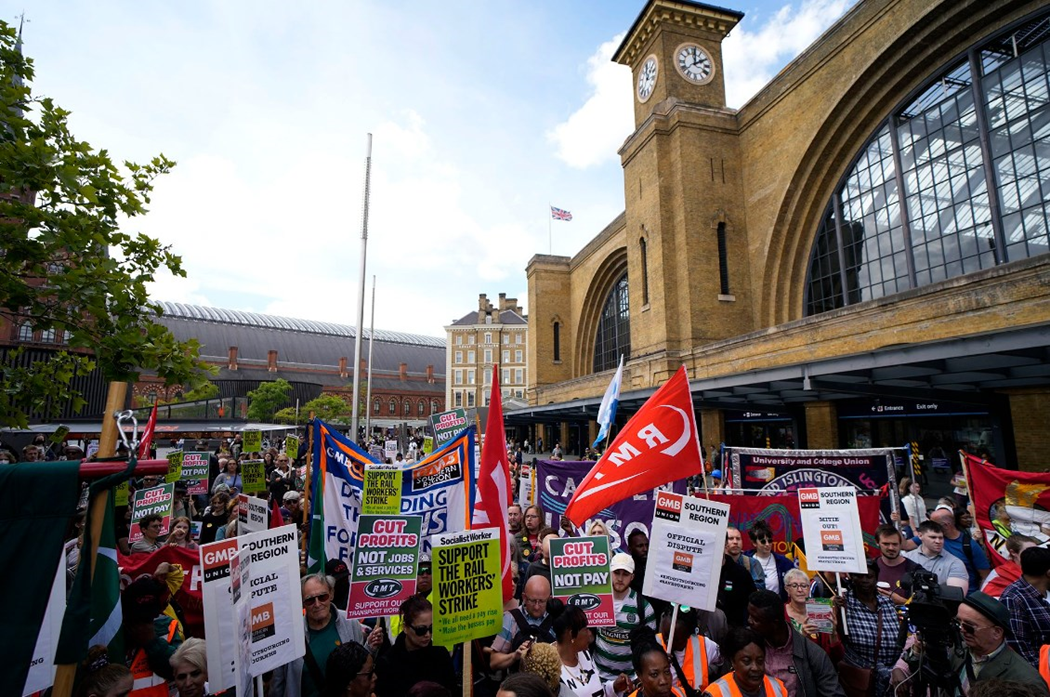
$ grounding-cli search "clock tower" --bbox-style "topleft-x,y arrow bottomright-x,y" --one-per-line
613,0 -> 743,126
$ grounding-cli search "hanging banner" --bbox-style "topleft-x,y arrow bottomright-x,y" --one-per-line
240,460 -> 266,495
310,420 -> 475,569
181,451 -> 211,495
643,492 -> 729,611
549,535 -> 615,627
798,488 -> 867,574
22,545 -> 65,696
707,492 -> 883,557
242,430 -> 262,454
430,408 -> 469,447
432,528 -> 502,646
166,450 -> 184,484
285,435 -> 300,460
199,539 -> 240,692
347,515 -> 421,620
237,494 -> 270,534
129,483 -> 175,543
966,453 -> 1050,565
727,446 -> 897,493
535,459 -> 687,550
362,465 -> 403,515
120,546 -> 204,637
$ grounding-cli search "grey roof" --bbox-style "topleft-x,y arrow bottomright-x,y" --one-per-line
153,302 -> 446,376
449,309 -> 528,327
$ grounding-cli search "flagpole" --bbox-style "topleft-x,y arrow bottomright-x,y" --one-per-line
548,203 -> 552,254
351,134 -> 373,444
364,275 -> 376,440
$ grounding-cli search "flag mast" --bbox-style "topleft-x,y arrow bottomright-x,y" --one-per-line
351,134 -> 373,443
364,275 -> 377,439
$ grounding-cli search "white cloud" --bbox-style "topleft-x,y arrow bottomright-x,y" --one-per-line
547,33 -> 634,170
723,0 -> 855,108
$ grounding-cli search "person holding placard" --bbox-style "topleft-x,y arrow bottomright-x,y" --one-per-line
595,553 -> 656,683
782,569 -> 839,663
374,596 -> 455,697
701,627 -> 787,697
657,605 -> 721,694
489,577 -> 557,671
131,514 -> 165,554
553,603 -> 632,697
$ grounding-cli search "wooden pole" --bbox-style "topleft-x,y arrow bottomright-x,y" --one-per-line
52,381 -> 128,697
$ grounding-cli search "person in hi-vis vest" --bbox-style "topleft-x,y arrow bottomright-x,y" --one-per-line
656,605 -> 722,693
702,627 -> 786,697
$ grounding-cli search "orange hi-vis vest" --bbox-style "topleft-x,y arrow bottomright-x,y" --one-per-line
628,687 -> 687,697
704,673 -> 788,697
1039,644 -> 1050,690
657,632 -> 712,689
128,617 -> 179,697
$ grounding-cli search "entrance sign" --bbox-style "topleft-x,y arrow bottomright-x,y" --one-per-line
643,492 -> 729,611
549,535 -> 615,627
432,528 -> 502,646
362,465 -> 402,515
798,487 -> 867,573
348,515 -> 421,619
129,483 -> 175,543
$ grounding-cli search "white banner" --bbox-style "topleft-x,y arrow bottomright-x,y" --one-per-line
642,492 -> 729,611
199,538 -> 240,692
798,487 -> 867,573
237,494 -> 269,534
23,544 -> 66,696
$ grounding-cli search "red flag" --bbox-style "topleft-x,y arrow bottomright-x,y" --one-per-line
966,452 -> 1050,567
269,495 -> 285,529
138,404 -> 158,459
472,365 -> 514,602
565,365 -> 703,525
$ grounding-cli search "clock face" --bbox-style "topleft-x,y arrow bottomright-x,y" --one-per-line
676,43 -> 714,84
637,55 -> 658,102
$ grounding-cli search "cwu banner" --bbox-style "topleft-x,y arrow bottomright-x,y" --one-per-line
535,459 -> 688,552
310,419 -> 475,570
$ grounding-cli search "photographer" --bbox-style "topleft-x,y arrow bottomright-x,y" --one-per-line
831,560 -> 902,697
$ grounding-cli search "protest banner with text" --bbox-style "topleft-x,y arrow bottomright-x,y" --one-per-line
285,435 -> 300,460
181,451 -> 211,495
348,515 -> 421,619
432,528 -> 502,646
362,465 -> 403,515
240,460 -> 266,495
549,535 -> 614,627
166,450 -> 184,484
242,430 -> 262,454
237,494 -> 269,534
643,492 -> 729,611
798,487 -> 867,574
129,483 -> 175,543
239,526 -> 305,676
430,408 -> 469,447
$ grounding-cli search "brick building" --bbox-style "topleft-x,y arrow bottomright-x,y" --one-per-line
445,293 -> 528,411
519,0 -> 1050,468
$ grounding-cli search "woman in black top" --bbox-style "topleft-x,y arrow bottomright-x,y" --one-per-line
374,596 -> 456,696
198,492 -> 230,545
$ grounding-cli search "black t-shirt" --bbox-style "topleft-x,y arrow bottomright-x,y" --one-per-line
718,555 -> 758,627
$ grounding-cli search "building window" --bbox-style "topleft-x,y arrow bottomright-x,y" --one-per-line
454,391 -> 463,407
502,350 -> 509,363
716,224 -> 730,295
403,399 -> 411,416
502,368 -> 510,384
456,334 -> 463,345
373,398 -> 381,414
467,392 -> 476,407
468,370 -> 475,385
389,398 -> 397,415
484,393 -> 491,407
454,370 -> 463,385
806,13 -> 1050,314
431,399 -> 440,413
484,349 -> 492,363
40,327 -> 56,343
468,335 -> 475,344
484,332 -> 492,344
455,351 -> 462,364
515,334 -> 522,344
483,368 -> 492,384
515,368 -> 523,384
503,334 -> 510,344
418,400 -> 425,416
553,322 -> 561,361
17,323 -> 33,341
515,350 -> 522,363
640,237 -> 650,304
467,350 -> 475,363
515,390 -> 523,398
57,330 -> 68,345
593,273 -> 631,373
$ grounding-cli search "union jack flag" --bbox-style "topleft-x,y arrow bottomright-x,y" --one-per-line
550,206 -> 573,221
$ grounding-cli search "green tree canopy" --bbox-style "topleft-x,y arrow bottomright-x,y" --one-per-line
0,22 -> 206,427
246,379 -> 292,422
178,380 -> 219,403
274,394 -> 352,425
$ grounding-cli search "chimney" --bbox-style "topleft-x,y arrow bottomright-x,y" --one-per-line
267,350 -> 278,372
426,364 -> 434,383
399,362 -> 408,381
228,346 -> 238,370
478,293 -> 488,311
338,357 -> 348,379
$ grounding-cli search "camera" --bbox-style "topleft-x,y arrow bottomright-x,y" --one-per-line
897,570 -> 966,695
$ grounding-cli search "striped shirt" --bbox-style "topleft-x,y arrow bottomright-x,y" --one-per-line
593,589 -> 656,680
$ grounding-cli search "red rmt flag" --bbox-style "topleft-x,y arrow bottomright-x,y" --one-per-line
564,365 -> 704,526
472,365 -> 515,602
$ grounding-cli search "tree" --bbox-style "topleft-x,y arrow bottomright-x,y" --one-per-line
246,379 -> 292,422
0,22 -> 206,427
274,394 -> 352,425
178,380 -> 219,402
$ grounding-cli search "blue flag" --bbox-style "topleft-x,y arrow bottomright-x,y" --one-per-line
592,355 -> 624,448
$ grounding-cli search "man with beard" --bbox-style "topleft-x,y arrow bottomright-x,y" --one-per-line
872,524 -> 923,605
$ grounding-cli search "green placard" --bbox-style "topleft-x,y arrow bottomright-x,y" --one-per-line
242,430 -> 262,454
348,515 -> 422,619
115,480 -> 129,507
285,435 -> 300,460
165,450 -> 184,484
241,460 -> 266,495
130,483 -> 175,543
549,535 -> 616,627
429,408 -> 468,447
432,528 -> 502,646
422,437 -> 434,456
362,465 -> 402,515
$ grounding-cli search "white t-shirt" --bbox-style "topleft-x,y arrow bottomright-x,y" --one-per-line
757,553 -> 779,592
560,649 -> 616,697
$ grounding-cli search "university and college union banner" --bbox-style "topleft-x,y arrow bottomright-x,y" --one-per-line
726,446 -> 898,493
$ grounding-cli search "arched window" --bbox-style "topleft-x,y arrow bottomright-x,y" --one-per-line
431,399 -> 440,413
593,273 -> 631,373
17,323 -> 33,341
640,237 -> 649,305
403,399 -> 411,416
40,327 -> 56,343
553,322 -> 561,362
373,398 -> 381,414
388,398 -> 397,415
417,400 -> 425,416
805,11 -> 1050,314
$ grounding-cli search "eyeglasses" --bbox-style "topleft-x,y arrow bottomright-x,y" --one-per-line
785,583 -> 809,589
418,566 -> 432,575
959,621 -> 993,635
409,624 -> 433,636
522,595 -> 548,606
755,537 -> 771,544
303,592 -> 331,606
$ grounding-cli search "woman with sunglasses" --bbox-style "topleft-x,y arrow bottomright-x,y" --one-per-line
271,574 -> 382,697
323,641 -> 377,697
374,596 -> 455,696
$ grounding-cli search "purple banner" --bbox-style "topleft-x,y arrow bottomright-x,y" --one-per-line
535,459 -> 688,552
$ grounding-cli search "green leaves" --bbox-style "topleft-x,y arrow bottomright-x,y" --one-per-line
246,379 -> 293,422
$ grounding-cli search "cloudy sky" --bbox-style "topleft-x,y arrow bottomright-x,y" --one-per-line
24,0 -> 854,338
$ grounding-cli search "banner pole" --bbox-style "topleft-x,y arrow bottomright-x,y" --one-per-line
255,674 -> 263,697
665,603 -> 679,657
836,573 -> 849,637
302,413 -> 315,559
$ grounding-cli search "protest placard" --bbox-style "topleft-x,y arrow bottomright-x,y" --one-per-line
384,440 -> 398,463
798,487 -> 867,573
240,460 -> 266,495
239,525 -> 305,676
115,480 -> 129,507
181,451 -> 211,495
549,535 -> 614,627
362,465 -> 402,515
518,463 -> 533,506
199,539 -> 240,692
284,435 -> 300,460
348,515 -> 421,619
229,550 -> 254,697
643,492 -> 729,611
242,430 -> 262,453
129,483 -> 175,543
432,528 -> 502,646
166,450 -> 184,484
806,599 -> 835,634
237,494 -> 269,534
422,436 -> 434,455
430,408 -> 469,447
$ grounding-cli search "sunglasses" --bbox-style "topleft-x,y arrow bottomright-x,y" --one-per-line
418,566 -> 432,575
755,537 -> 772,543
409,624 -> 433,636
303,592 -> 331,606
959,621 -> 993,635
